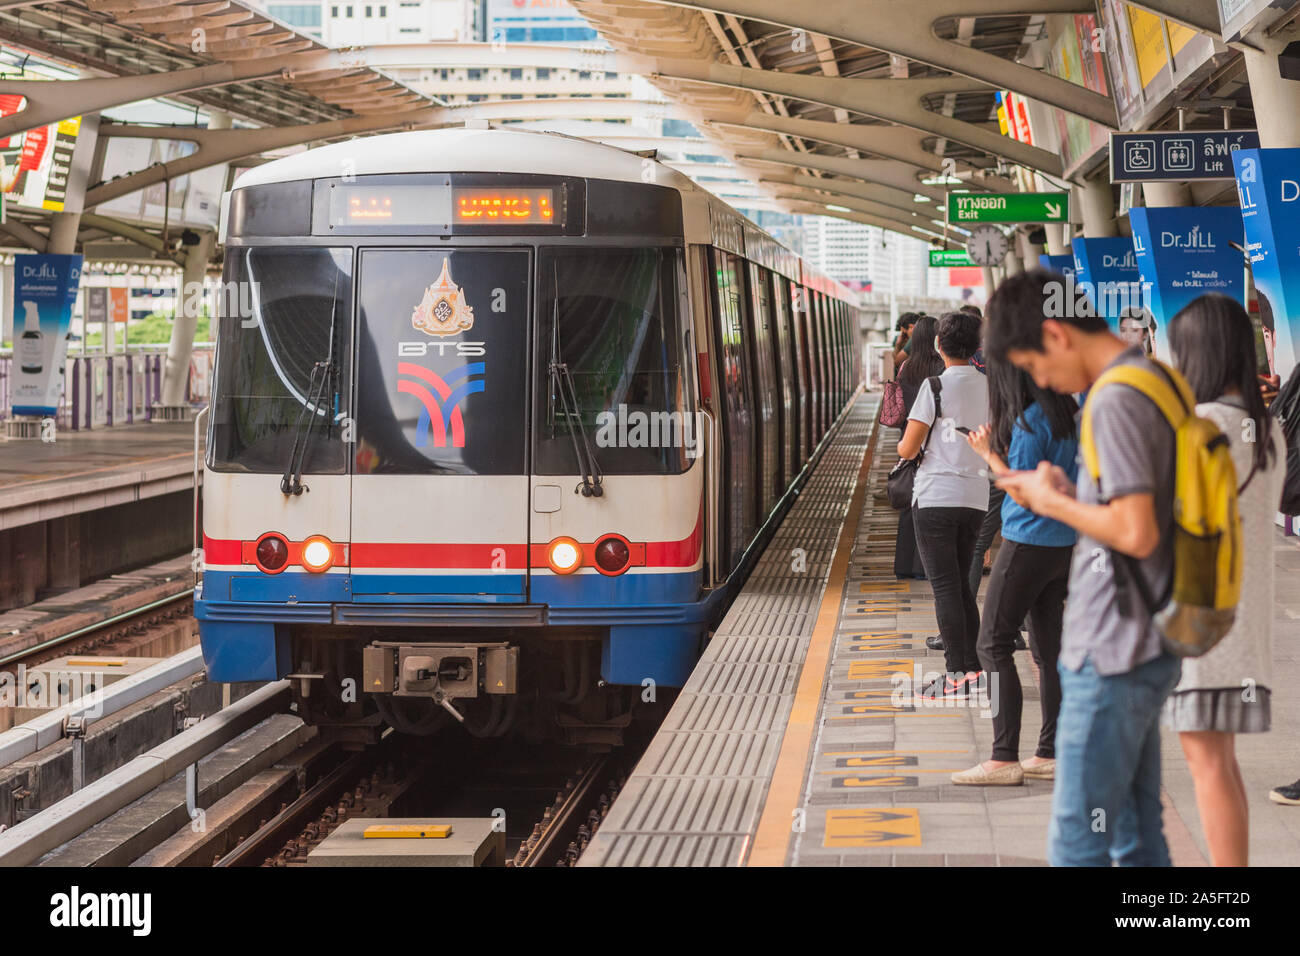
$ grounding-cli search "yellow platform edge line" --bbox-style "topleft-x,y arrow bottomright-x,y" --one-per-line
745,396 -> 878,867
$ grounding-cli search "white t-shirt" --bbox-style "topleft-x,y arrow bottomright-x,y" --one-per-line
907,364 -> 990,512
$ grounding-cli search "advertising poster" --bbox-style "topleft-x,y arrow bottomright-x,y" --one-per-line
1127,206 -> 1245,358
1071,236 -> 1144,329
1098,0 -> 1218,132
1233,147 -> 1300,381
0,98 -> 88,212
1046,14 -> 1110,171
1039,253 -> 1076,277
10,253 -> 83,417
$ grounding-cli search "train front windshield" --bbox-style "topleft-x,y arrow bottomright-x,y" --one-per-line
209,243 -> 691,478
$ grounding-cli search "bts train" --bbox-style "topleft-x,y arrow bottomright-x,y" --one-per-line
197,126 -> 863,745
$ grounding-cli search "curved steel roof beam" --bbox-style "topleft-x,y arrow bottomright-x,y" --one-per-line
703,111 -> 1017,189
781,199 -> 960,246
731,147 -> 1000,204
753,168 -> 939,216
0,49 -> 361,140
771,183 -> 960,234
628,0 -> 1115,126
628,56 -> 1065,174
85,108 -> 445,208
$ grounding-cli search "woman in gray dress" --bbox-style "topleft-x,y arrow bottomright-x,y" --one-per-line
1166,294 -> 1285,867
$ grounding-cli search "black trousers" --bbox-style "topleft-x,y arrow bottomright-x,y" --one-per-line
967,484 -> 1006,597
913,506 -> 984,674
976,539 -> 1072,762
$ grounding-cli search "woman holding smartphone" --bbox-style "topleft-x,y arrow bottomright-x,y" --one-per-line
951,356 -> 1079,785
897,311 -> 989,697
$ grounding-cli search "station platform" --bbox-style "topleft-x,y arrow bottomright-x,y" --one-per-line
0,422 -> 198,533
582,392 -> 1300,867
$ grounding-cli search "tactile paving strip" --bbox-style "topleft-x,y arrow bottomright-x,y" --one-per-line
579,397 -> 878,867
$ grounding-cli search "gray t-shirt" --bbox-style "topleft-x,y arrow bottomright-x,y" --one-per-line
908,364 -> 990,512
1060,347 -> 1175,676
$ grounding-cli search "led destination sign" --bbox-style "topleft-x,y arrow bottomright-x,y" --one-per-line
327,183 -> 557,228
454,187 -> 554,223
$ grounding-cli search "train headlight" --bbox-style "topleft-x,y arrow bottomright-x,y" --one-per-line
301,535 -> 335,573
594,534 -> 632,575
547,536 -> 582,574
254,533 -> 290,573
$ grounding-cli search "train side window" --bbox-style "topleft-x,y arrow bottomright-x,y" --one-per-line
770,273 -> 797,489
709,248 -> 757,571
745,261 -> 779,520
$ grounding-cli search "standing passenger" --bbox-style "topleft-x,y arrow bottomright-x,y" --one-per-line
1164,294 -> 1284,866
987,270 -> 1182,866
898,311 -> 989,696
952,358 -> 1078,785
893,316 -> 944,580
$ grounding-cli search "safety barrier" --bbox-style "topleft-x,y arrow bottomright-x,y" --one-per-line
0,346 -> 213,429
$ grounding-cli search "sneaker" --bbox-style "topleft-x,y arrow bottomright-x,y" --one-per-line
952,761 -> 1024,786
1269,779 -> 1300,806
925,634 -> 945,651
1013,634 -> 1028,651
916,675 -> 969,701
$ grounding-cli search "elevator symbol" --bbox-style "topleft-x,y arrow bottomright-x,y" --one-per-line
1164,138 -> 1194,172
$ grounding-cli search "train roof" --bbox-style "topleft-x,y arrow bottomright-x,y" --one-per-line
231,126 -> 703,194
230,127 -> 861,305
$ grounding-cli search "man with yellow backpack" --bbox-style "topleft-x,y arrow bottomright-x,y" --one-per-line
985,271 -> 1242,867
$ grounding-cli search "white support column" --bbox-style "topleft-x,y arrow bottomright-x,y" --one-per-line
158,231 -> 216,413
1243,40 -> 1300,148
1046,223 -> 1071,256
982,265 -> 996,302
1075,177 -> 1119,238
1004,249 -> 1023,277
1142,181 -> 1192,207
1018,231 -> 1044,269
47,212 -> 81,255
156,109 -> 230,418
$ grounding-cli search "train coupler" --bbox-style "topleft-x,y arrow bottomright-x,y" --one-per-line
362,642 -> 518,702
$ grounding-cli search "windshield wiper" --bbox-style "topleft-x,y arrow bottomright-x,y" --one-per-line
548,289 -> 603,498
280,358 -> 335,496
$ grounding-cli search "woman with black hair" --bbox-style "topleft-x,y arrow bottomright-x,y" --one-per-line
893,315 -> 944,579
952,356 -> 1079,784
898,311 -> 990,695
1164,293 -> 1284,866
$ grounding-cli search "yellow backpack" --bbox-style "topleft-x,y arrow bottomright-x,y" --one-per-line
1079,360 -> 1242,657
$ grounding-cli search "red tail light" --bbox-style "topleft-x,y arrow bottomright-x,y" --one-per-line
254,533 -> 289,573
593,534 -> 632,575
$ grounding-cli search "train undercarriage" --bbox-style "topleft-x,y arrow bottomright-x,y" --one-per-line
286,627 -> 673,750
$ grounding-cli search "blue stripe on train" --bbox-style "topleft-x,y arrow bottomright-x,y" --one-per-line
195,568 -> 712,686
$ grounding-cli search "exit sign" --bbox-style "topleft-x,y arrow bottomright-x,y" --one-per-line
929,250 -> 974,267
948,191 -> 1068,223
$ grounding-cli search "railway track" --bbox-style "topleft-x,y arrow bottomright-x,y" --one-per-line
0,552 -> 198,676
1,589 -> 195,672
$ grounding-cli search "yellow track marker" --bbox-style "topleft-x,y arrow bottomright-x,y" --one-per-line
362,824 -> 452,839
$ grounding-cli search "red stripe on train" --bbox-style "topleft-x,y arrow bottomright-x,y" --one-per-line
201,509 -> 703,570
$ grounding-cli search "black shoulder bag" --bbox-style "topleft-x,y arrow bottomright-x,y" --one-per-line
886,375 -> 942,510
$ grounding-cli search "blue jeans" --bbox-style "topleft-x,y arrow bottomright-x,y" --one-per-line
1047,652 -> 1182,866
